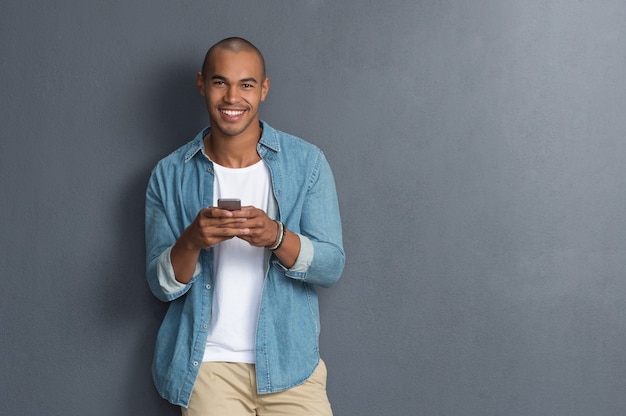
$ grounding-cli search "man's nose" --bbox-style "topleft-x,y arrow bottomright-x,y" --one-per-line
224,86 -> 239,103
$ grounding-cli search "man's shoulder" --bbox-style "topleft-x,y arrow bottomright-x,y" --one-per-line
262,122 -> 323,155
153,131 -> 205,170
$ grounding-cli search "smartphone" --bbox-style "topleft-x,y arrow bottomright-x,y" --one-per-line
217,198 -> 241,211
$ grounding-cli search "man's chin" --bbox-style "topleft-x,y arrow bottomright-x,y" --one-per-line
212,120 -> 257,138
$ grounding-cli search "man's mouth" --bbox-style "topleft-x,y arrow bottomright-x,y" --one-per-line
221,109 -> 246,117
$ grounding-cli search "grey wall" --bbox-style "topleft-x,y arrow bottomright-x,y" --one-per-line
2,1 -> 626,415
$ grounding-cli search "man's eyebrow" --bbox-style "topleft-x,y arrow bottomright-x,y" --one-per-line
210,75 -> 258,84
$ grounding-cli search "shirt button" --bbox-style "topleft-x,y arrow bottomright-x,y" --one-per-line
202,324 -> 208,329
206,284 -> 211,290
193,361 -> 199,367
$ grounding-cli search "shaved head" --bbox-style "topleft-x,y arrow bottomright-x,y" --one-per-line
201,37 -> 266,79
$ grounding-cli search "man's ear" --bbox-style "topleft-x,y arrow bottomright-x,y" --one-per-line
196,72 -> 205,96
260,77 -> 270,101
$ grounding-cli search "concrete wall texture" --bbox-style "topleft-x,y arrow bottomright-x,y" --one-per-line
2,1 -> 626,415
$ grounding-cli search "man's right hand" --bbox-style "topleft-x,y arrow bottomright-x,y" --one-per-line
181,207 -> 250,250
170,207 -> 250,284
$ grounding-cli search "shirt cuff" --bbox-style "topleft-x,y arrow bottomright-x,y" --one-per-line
156,245 -> 198,295
289,234 -> 314,273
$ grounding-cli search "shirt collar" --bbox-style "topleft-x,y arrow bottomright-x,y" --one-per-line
183,126 -> 210,163
183,121 -> 280,163
258,121 -> 280,153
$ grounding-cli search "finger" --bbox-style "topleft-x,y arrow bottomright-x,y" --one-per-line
213,217 -> 248,228
234,206 -> 262,217
223,227 -> 250,237
201,207 -> 234,219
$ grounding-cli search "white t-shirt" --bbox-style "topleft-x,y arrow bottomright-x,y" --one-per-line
202,159 -> 271,363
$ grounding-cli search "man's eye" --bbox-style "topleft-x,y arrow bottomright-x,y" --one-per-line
213,81 -> 225,86
242,83 -> 253,88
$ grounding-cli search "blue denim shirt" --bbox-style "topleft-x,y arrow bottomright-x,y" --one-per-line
145,121 -> 345,407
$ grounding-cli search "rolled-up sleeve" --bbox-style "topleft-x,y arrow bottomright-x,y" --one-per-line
288,234 -> 314,272
156,245 -> 198,295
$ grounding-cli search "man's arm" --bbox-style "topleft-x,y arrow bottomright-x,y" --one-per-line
292,152 -> 345,287
229,152 -> 344,287
145,167 -> 249,300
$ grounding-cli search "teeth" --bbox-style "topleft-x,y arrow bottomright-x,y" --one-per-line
222,110 -> 245,116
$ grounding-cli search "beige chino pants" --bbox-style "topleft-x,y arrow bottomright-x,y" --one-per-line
181,360 -> 333,416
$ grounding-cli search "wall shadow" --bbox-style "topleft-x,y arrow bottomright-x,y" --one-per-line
96,61 -> 206,415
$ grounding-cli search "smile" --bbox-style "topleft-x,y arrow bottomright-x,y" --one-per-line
221,109 -> 246,116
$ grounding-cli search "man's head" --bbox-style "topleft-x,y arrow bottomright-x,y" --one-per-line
197,37 -> 270,140
201,37 -> 266,80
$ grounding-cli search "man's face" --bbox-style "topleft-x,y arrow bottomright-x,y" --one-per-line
197,48 -> 269,140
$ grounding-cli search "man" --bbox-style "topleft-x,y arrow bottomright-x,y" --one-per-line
145,37 -> 345,415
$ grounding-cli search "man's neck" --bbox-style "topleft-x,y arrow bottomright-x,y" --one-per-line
204,130 -> 262,169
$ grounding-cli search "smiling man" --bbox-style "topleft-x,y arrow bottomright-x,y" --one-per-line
145,37 -> 345,416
